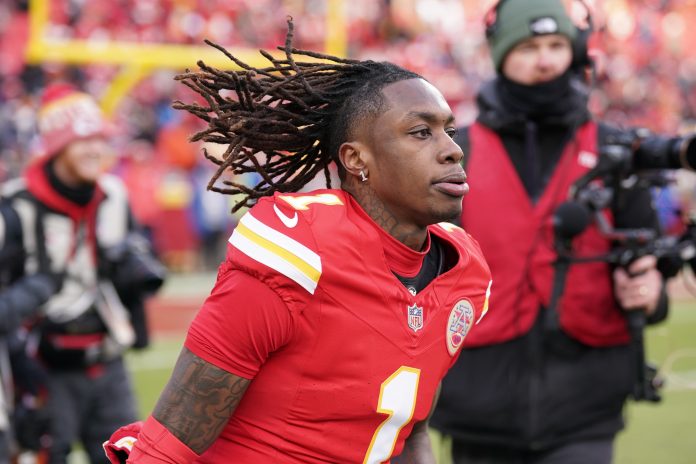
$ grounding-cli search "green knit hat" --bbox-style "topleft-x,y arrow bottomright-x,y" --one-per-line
487,0 -> 577,71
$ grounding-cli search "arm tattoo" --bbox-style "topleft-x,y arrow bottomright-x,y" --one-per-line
152,347 -> 251,454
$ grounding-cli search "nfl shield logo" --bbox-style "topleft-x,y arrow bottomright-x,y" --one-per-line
407,304 -> 424,332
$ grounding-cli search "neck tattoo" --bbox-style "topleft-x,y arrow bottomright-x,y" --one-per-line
344,183 -> 427,251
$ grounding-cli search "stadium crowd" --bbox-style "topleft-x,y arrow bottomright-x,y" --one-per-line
1,0 -> 695,270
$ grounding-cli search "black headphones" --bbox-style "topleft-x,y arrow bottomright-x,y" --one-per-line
484,0 -> 594,71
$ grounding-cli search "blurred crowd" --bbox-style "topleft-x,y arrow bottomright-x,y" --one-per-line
1,0 -> 696,270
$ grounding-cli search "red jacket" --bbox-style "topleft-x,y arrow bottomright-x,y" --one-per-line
461,121 -> 630,347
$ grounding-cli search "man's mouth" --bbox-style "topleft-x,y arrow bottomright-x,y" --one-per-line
433,172 -> 469,197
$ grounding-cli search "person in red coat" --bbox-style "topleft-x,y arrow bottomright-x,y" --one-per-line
430,1 -> 685,463
0,82 -> 164,463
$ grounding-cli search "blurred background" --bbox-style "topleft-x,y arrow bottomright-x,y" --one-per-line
2,0 -> 696,271
1,0 -> 696,463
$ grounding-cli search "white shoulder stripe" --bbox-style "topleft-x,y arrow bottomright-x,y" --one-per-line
240,213 -> 321,271
230,232 -> 319,294
229,211 -> 321,294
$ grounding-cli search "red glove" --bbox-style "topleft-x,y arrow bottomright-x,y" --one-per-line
103,421 -> 143,464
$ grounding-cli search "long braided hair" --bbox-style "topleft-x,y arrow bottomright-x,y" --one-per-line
173,17 -> 421,212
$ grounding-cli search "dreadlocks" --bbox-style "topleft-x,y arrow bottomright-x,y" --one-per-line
173,17 -> 421,212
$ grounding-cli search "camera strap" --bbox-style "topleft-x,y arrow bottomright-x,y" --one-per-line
9,192 -> 54,276
94,280 -> 136,351
544,251 -> 572,334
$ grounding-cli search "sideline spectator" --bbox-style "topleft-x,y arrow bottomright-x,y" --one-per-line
430,1 -> 683,463
0,83 -> 165,463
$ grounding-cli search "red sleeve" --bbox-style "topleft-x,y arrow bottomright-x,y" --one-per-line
184,263 -> 294,379
126,416 -> 198,463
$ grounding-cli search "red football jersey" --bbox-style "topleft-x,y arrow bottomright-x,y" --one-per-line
185,189 -> 491,463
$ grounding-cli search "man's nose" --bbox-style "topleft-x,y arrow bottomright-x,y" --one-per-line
536,48 -> 554,69
439,134 -> 464,164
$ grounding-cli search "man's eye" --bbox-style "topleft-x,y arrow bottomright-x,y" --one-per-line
410,128 -> 432,138
446,128 -> 458,139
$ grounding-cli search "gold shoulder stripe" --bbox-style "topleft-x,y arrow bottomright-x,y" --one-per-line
230,211 -> 321,294
477,280 -> 492,324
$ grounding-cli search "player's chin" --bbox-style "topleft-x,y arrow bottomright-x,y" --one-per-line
428,202 -> 461,225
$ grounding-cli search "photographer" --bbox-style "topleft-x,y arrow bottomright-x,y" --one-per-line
0,83 -> 165,464
429,1 -> 683,463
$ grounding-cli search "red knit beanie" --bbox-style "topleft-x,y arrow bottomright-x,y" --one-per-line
37,83 -> 111,157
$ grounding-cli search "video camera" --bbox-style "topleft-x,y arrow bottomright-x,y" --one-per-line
555,128 -> 696,279
551,128 -> 696,403
101,232 -> 167,296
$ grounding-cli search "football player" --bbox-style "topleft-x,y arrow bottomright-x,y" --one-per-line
104,19 -> 492,464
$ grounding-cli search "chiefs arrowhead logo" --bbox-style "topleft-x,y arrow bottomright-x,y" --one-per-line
446,299 -> 474,356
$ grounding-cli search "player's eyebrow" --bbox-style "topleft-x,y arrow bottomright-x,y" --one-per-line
403,111 -> 455,125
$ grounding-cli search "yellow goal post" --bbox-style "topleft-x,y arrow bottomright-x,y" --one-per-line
24,0 -> 348,115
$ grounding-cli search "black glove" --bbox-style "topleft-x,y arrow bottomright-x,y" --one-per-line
13,400 -> 51,451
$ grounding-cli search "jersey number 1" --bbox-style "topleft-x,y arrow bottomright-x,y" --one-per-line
362,366 -> 421,464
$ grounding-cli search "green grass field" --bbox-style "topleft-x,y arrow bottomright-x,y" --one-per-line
125,295 -> 696,464
615,298 -> 696,464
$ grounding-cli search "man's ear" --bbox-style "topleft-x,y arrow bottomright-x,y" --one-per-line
338,141 -> 370,180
